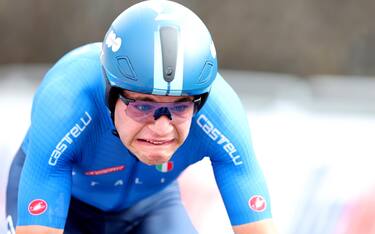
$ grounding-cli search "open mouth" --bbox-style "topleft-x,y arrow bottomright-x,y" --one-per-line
137,139 -> 174,145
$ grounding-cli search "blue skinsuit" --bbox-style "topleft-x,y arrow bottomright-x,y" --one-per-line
15,43 -> 271,229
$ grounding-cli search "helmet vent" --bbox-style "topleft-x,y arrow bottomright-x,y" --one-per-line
160,26 -> 178,82
197,61 -> 214,84
117,57 -> 137,80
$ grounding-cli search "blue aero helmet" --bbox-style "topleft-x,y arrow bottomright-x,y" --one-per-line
101,0 -> 218,113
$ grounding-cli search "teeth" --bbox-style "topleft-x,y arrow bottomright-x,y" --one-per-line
145,139 -> 167,145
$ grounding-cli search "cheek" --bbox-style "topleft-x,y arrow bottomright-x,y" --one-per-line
176,119 -> 193,141
114,102 -> 141,145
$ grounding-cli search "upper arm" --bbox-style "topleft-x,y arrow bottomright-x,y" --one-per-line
196,74 -> 273,225
232,219 -> 277,234
17,62 -> 96,229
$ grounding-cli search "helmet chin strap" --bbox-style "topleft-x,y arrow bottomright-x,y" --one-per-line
153,107 -> 172,121
107,85 -> 121,138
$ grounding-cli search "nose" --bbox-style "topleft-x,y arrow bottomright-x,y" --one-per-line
148,115 -> 174,135
153,107 -> 172,121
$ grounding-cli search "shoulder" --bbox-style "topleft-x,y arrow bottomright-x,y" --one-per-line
189,73 -> 251,164
34,43 -> 105,111
43,42 -> 103,85
207,73 -> 245,115
194,72 -> 249,133
27,43 -> 107,164
30,43 -> 106,131
57,42 -> 102,64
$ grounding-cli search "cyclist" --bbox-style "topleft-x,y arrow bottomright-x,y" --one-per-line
6,1 -> 276,233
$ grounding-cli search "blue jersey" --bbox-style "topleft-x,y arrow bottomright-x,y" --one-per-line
17,43 -> 271,229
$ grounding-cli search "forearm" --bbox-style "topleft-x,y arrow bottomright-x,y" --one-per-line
16,225 -> 63,234
232,219 -> 277,234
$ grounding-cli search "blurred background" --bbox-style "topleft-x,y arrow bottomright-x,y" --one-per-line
1,0 -> 375,233
2,0 -> 375,75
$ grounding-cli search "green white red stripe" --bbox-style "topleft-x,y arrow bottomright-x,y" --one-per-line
156,161 -> 174,173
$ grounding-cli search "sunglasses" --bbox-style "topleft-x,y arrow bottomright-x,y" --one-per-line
118,94 -> 201,123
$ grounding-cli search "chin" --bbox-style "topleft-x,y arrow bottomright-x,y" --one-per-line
140,152 -> 173,165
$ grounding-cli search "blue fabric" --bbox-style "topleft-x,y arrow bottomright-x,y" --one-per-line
15,43 -> 272,229
64,182 -> 197,234
7,150 -> 196,234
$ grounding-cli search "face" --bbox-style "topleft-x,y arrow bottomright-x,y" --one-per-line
114,90 -> 194,165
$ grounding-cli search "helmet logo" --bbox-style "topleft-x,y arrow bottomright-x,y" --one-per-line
28,199 -> 48,216
248,195 -> 267,212
166,67 -> 173,77
106,30 -> 122,52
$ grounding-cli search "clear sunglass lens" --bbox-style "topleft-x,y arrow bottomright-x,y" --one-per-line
126,101 -> 155,119
133,103 -> 154,112
124,99 -> 194,123
169,102 -> 193,115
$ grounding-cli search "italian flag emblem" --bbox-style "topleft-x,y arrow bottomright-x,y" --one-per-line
156,161 -> 174,173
